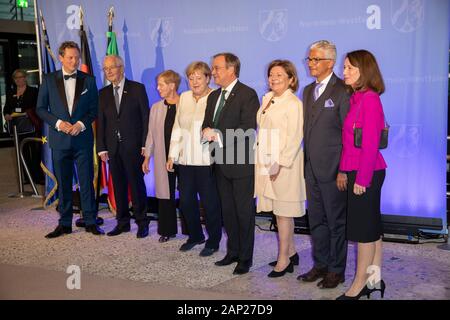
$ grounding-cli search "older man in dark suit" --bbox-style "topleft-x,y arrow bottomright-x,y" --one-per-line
202,52 -> 259,275
37,41 -> 103,238
97,55 -> 150,238
298,40 -> 350,288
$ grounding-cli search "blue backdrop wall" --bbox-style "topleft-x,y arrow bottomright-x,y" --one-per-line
37,0 -> 449,229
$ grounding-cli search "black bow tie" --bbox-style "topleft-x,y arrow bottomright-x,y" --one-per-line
64,73 -> 76,80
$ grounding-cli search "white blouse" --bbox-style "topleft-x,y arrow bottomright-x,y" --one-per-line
168,90 -> 212,166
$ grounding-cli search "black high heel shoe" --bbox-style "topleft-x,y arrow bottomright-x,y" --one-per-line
336,285 -> 371,300
267,261 -> 294,278
268,253 -> 299,267
367,279 -> 386,299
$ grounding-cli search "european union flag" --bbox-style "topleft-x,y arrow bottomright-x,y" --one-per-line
39,11 -> 58,208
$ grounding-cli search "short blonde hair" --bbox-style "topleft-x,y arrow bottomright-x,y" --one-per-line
185,61 -> 211,79
157,70 -> 181,91
12,69 -> 27,79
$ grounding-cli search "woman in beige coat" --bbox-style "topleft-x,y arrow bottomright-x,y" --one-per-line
255,60 -> 306,277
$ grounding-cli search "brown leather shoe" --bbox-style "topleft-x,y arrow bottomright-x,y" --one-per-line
318,272 -> 345,289
297,267 -> 327,282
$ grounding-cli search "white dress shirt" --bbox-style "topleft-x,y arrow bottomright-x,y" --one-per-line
63,68 -> 76,115
98,77 -> 127,157
212,78 -> 238,120
210,78 -> 238,148
315,72 -> 333,99
56,68 -> 85,132
113,76 -> 125,108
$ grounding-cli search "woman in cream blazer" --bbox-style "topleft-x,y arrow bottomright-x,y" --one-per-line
255,60 -> 306,277
167,61 -> 222,256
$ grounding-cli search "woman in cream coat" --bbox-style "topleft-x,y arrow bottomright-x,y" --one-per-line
255,60 -> 306,277
167,61 -> 222,256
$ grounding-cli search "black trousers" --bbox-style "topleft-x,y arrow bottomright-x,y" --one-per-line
305,160 -> 348,274
108,144 -> 148,227
215,165 -> 255,263
178,165 -> 222,249
157,171 -> 177,237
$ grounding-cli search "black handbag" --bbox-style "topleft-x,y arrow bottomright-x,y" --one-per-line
4,95 -> 35,136
6,114 -> 35,136
353,98 -> 389,150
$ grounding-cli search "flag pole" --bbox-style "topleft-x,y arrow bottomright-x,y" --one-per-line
33,0 -> 43,83
108,6 -> 114,33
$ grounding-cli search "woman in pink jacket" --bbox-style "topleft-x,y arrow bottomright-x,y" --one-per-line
142,70 -> 181,243
336,50 -> 387,300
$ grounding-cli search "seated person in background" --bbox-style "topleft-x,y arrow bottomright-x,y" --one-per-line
4,69 -> 43,184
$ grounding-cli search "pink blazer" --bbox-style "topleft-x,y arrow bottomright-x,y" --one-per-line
144,100 -> 174,199
339,90 -> 387,187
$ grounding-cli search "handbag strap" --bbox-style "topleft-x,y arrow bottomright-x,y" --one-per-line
352,93 -> 389,129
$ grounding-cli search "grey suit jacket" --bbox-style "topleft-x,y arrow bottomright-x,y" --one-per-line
303,73 -> 350,183
97,79 -> 149,156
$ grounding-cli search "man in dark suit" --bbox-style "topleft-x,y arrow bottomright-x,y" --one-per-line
97,55 -> 150,238
37,41 -> 104,238
298,40 -> 350,288
202,53 -> 259,275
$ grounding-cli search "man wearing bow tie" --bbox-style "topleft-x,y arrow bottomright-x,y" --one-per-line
299,40 -> 350,288
97,55 -> 150,238
37,41 -> 103,238
202,53 -> 259,275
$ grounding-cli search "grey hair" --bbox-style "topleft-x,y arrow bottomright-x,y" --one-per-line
12,69 -> 27,79
104,55 -> 124,67
310,40 -> 336,60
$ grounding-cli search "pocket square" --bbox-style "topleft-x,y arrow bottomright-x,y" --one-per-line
324,99 -> 334,108
81,89 -> 88,95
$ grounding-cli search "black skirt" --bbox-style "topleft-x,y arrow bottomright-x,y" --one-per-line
346,169 -> 385,243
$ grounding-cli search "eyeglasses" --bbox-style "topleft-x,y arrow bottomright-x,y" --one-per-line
304,57 -> 333,64
102,65 -> 121,72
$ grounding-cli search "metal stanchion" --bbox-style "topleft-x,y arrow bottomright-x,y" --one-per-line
19,137 -> 42,198
8,114 -> 34,198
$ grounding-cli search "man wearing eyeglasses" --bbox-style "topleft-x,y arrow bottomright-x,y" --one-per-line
97,55 -> 150,238
298,40 -> 350,289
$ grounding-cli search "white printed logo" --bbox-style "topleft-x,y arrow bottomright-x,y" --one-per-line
150,18 -> 174,47
366,5 -> 381,30
66,265 -> 81,290
259,9 -> 288,42
366,265 -> 381,289
391,0 -> 424,32
66,5 -> 80,30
